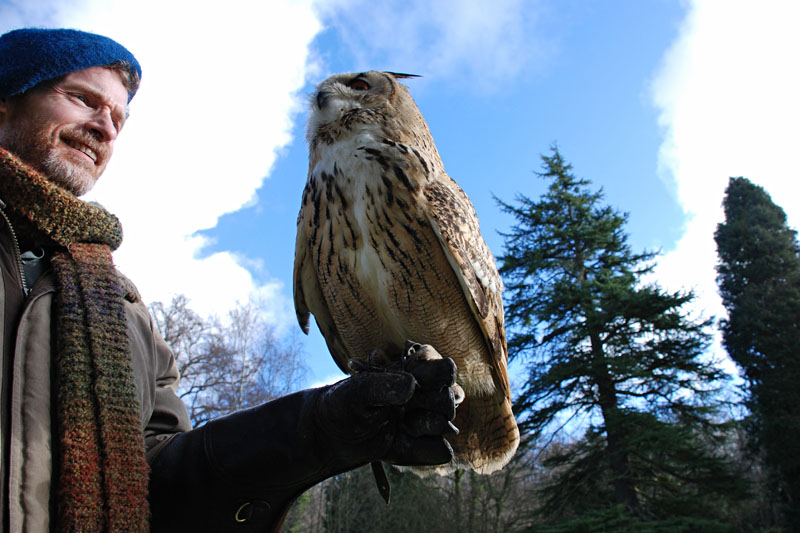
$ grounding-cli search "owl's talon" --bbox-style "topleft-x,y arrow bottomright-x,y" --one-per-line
403,340 -> 422,359
452,384 -> 465,406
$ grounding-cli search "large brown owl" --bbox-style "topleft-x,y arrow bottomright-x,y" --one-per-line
294,71 -> 519,474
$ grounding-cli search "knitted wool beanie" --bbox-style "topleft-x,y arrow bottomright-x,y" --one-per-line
0,27 -> 141,102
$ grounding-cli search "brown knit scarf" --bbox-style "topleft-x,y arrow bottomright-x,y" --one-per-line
0,147 -> 149,531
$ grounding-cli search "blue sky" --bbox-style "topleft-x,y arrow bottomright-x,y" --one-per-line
2,1 -> 798,387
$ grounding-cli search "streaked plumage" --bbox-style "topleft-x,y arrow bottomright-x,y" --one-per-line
294,71 -> 518,474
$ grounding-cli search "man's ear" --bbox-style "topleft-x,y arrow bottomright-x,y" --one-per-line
0,97 -> 8,123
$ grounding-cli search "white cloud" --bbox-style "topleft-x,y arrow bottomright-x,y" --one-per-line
308,374 -> 347,390
651,0 -> 800,369
2,1 -> 324,318
312,0 -> 548,91
0,0 -> 67,28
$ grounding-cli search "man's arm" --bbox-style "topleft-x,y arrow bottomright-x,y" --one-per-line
147,344 -> 458,532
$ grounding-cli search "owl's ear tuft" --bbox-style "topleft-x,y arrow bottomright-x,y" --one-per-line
385,72 -> 422,80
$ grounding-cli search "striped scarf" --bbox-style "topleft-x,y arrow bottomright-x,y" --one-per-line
0,147 -> 149,531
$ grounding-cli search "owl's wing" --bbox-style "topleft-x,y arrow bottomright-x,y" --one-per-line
293,206 -> 353,375
423,175 -> 511,398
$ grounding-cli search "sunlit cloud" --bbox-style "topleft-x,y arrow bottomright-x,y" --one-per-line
308,374 -> 347,390
651,0 -> 800,371
0,0 -> 66,27
312,0 -> 549,91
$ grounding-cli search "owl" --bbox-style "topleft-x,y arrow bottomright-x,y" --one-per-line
294,71 -> 519,474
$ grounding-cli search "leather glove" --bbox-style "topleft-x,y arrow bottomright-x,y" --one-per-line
149,342 -> 459,532
315,341 -> 459,468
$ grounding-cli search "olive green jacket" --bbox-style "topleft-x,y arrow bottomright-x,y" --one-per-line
0,203 -> 192,531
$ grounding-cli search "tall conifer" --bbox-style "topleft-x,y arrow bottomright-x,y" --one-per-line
499,148 -> 742,526
715,177 -> 800,527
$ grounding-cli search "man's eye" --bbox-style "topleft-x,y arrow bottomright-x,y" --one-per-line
72,93 -> 89,105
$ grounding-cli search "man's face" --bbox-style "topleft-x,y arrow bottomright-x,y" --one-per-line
0,66 -> 129,196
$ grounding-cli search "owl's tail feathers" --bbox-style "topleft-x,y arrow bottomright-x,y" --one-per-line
450,393 -> 520,475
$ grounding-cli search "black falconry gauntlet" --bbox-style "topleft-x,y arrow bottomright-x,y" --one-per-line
148,341 -> 459,532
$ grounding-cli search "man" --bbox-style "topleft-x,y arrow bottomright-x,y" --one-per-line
0,28 -> 458,531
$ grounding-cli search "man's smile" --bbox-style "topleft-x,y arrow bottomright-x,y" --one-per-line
62,136 -> 99,165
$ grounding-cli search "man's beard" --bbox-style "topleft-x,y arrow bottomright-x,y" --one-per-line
2,125 -> 105,197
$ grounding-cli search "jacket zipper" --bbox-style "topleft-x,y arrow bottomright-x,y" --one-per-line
0,199 -> 29,295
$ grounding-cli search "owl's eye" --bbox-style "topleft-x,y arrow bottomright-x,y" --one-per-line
348,79 -> 370,91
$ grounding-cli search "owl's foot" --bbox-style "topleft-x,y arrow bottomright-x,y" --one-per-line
403,341 -> 466,407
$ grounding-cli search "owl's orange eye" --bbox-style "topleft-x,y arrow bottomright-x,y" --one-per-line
348,79 -> 370,91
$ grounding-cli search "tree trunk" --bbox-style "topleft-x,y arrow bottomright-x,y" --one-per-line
453,469 -> 463,529
590,331 -> 640,515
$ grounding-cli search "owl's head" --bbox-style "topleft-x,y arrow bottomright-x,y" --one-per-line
307,71 -> 427,145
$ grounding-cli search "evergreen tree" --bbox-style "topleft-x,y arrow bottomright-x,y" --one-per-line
715,176 -> 800,527
498,148 -> 742,526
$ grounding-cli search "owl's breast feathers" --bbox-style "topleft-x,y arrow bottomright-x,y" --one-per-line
297,132 -> 509,399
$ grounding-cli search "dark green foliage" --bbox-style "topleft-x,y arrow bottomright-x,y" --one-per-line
498,148 -> 743,525
320,466 -> 450,533
715,176 -> 800,527
529,504 -> 732,533
294,464 -> 525,533
534,413 -> 747,529
282,441 -> 548,532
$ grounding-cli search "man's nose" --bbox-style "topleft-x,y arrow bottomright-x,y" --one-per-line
87,107 -> 118,142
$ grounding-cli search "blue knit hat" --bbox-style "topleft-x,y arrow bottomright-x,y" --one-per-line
0,28 -> 141,102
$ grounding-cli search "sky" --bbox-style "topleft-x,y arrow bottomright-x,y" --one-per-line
1,0 -> 798,388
